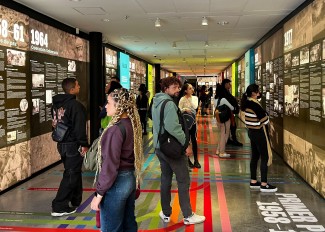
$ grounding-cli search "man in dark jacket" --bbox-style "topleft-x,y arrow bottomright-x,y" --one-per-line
51,78 -> 88,216
222,79 -> 243,146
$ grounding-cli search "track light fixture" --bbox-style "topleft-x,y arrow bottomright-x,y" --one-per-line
172,42 -> 176,48
202,16 -> 208,26
155,18 -> 161,27
205,41 -> 209,47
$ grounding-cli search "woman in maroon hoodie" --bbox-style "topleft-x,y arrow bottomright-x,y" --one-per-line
90,88 -> 143,232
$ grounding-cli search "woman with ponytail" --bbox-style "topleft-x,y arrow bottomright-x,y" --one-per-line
90,88 -> 143,231
241,84 -> 277,192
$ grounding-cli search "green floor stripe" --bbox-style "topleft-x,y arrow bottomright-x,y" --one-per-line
0,218 -> 95,226
0,211 -> 94,217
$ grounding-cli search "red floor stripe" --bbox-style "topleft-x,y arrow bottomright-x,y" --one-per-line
0,227 -> 97,232
208,118 -> 232,232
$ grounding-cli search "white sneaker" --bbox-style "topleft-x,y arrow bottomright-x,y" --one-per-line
184,212 -> 206,225
159,211 -> 170,223
219,153 -> 231,158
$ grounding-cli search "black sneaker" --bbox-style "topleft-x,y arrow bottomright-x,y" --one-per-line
194,161 -> 201,169
250,181 -> 261,189
260,183 -> 277,192
188,160 -> 195,168
51,207 -> 77,217
232,140 -> 243,146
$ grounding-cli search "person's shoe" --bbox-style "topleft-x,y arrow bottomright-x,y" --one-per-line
188,160 -> 195,168
219,153 -> 231,158
183,212 -> 206,225
51,207 -> 76,217
232,140 -> 243,146
226,139 -> 234,145
260,183 -> 278,192
250,181 -> 261,189
159,211 -> 171,223
194,161 -> 201,169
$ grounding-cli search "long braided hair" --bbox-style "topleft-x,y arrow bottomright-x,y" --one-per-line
96,88 -> 143,186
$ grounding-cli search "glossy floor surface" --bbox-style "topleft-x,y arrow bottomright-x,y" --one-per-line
0,116 -> 324,232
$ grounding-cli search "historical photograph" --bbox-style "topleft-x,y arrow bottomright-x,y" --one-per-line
300,46 -> 309,64
285,85 -> 299,117
7,49 -> 26,66
32,74 -> 45,88
310,43 -> 321,62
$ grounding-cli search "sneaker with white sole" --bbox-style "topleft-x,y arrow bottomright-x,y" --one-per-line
260,183 -> 277,192
51,207 -> 76,217
159,211 -> 170,223
219,153 -> 231,158
250,181 -> 261,189
184,212 -> 206,225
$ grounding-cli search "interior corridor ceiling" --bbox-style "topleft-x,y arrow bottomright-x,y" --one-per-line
14,0 -> 307,76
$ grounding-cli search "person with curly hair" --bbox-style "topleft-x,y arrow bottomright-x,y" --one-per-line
90,88 -> 144,231
152,76 -> 205,225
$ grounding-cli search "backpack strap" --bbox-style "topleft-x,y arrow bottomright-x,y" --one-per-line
117,121 -> 126,143
158,99 -> 173,138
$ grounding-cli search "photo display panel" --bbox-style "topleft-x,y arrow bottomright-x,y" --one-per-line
104,47 -> 117,84
255,29 -> 285,156
282,0 -> 325,197
29,18 -> 88,137
0,6 -> 30,147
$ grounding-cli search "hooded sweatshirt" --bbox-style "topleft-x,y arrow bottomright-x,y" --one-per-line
52,94 -> 88,146
152,93 -> 186,149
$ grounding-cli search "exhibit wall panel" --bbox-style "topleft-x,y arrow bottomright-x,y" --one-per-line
0,4 -> 90,191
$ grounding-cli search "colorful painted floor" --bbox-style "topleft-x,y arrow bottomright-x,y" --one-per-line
0,116 -> 324,232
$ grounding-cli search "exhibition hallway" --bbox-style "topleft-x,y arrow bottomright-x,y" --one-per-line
0,116 -> 324,232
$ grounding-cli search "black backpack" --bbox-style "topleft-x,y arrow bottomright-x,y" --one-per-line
214,98 -> 231,123
158,99 -> 190,159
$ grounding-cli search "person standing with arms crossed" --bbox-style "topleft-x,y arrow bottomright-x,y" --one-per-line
178,83 -> 201,168
152,76 -> 205,225
241,84 -> 277,192
51,77 -> 89,216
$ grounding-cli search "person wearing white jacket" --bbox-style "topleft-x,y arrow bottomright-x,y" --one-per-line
213,85 -> 234,158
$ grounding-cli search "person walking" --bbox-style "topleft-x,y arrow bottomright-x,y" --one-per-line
51,78 -> 89,216
241,84 -> 277,192
90,88 -> 144,231
214,85 -> 234,158
151,76 -> 205,225
222,79 -> 243,146
178,83 -> 201,168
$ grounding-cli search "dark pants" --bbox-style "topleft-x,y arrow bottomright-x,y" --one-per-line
52,142 -> 83,211
156,149 -> 192,218
138,110 -> 147,133
248,129 -> 268,183
230,123 -> 237,141
189,123 -> 198,162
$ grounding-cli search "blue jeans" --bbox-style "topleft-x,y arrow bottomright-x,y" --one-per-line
100,170 -> 137,232
156,149 -> 192,218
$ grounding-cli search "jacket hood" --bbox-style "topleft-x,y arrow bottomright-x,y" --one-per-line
52,94 -> 76,108
152,93 -> 173,109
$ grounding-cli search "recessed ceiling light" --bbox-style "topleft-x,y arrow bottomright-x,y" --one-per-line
155,18 -> 161,27
202,17 -> 208,26
218,21 -> 229,26
70,0 -> 81,2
